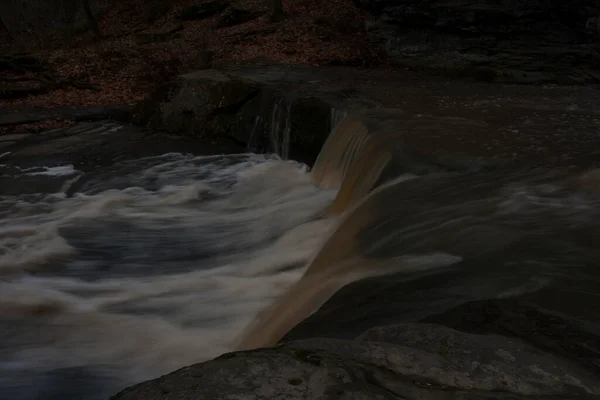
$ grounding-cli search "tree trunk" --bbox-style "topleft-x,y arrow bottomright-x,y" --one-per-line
81,0 -> 101,39
270,0 -> 285,22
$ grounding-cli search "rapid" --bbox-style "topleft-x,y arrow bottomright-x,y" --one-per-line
2,99 -> 600,398
0,150 -> 336,399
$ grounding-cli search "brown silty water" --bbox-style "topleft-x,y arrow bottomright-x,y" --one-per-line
236,88 -> 600,350
1,79 -> 600,399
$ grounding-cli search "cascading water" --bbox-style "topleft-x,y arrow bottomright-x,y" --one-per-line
268,98 -> 293,159
237,111 -> 600,354
3,102 -> 600,399
0,149 -> 336,399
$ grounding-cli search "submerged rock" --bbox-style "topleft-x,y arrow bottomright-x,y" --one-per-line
110,322 -> 600,399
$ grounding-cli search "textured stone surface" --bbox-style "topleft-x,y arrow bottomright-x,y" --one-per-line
110,323 -> 600,399
133,67 -> 338,165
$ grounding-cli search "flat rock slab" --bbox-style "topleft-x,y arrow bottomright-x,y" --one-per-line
110,323 -> 599,399
136,65 -> 600,168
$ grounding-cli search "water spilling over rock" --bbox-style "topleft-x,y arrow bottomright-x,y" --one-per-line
2,66 -> 600,400
113,106 -> 600,399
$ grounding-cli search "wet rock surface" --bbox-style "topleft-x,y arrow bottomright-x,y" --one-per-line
354,0 -> 600,84
135,65 -> 600,167
133,67 -> 337,165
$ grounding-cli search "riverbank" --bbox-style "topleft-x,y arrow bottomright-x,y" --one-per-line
0,0 -> 377,123
3,0 -> 599,137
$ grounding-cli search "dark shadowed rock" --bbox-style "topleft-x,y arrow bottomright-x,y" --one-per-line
180,0 -> 229,21
134,23 -> 183,45
132,69 -> 261,154
354,0 -> 600,84
422,296 -> 600,376
193,50 -> 215,69
133,68 -> 338,165
353,323 -> 599,395
216,7 -> 262,28
0,106 -> 130,128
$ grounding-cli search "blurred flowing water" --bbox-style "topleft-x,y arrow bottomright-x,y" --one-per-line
0,151 -> 336,399
3,91 -> 600,399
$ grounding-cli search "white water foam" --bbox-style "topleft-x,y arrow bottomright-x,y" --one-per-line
26,165 -> 79,177
0,153 -> 337,386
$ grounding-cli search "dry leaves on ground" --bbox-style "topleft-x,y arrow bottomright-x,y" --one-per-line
0,0 -> 382,113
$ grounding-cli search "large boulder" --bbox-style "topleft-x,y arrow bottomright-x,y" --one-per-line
132,67 -> 340,166
354,0 -> 600,84
110,321 -> 600,399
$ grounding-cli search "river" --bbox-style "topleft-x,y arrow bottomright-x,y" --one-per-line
0,143 -> 336,399
2,92 -> 600,398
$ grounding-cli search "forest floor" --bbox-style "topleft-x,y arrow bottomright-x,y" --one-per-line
0,0 -> 382,133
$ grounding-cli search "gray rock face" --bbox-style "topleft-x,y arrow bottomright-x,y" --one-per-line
133,65 -> 600,168
353,323 -> 599,396
110,322 -> 600,399
133,67 -> 337,165
354,0 -> 600,84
